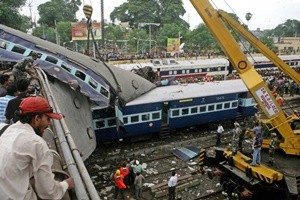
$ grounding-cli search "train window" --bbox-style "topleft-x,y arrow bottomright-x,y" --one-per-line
169,71 -> 172,75
172,110 -> 179,117
11,45 -> 26,54
186,69 -> 190,74
208,105 -> 215,111
142,114 -> 150,121
199,69 -> 202,72
61,63 -> 72,72
95,120 -> 105,128
123,117 -> 128,124
131,115 -> 139,123
182,70 -> 185,74
207,68 -> 210,72
181,108 -> 189,115
152,112 -> 160,120
199,106 -> 206,112
216,104 -> 222,110
89,77 -> 98,89
195,69 -> 198,73
173,71 -> 177,75
0,40 -> 8,49
75,70 -> 86,81
191,107 -> 198,114
231,102 -> 238,108
224,102 -> 230,109
108,118 -> 116,126
45,56 -> 58,64
100,87 -> 109,98
169,60 -> 177,64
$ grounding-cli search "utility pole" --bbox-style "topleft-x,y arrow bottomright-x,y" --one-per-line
138,23 -> 160,54
27,0 -> 33,28
100,0 -> 105,51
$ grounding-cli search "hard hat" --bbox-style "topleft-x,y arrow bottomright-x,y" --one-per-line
116,169 -> 120,175
136,160 -> 139,165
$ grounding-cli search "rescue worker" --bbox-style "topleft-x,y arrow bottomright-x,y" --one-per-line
268,132 -> 278,165
232,121 -> 242,155
119,162 -> 129,188
113,169 -> 126,200
168,171 -> 179,200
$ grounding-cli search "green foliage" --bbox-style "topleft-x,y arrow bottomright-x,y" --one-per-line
37,0 -> 81,27
271,19 -> 300,37
156,23 -> 188,51
32,25 -> 56,43
184,23 -> 219,53
110,0 -> 188,29
0,0 -> 30,31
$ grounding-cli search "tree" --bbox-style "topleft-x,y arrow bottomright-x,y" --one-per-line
272,20 -> 300,37
0,0 -> 30,31
110,0 -> 187,28
37,0 -> 81,27
156,23 -> 188,52
185,23 -> 218,54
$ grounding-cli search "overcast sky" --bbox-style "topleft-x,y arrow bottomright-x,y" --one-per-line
22,0 -> 300,30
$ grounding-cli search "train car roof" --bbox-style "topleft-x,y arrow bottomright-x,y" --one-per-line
0,24 -> 155,105
126,79 -> 248,106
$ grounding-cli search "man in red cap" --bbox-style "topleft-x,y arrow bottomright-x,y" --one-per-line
0,96 -> 75,200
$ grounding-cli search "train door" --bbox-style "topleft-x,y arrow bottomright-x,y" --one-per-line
162,102 -> 169,126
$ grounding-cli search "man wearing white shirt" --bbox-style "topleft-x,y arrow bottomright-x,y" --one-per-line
0,96 -> 74,200
168,171 -> 178,200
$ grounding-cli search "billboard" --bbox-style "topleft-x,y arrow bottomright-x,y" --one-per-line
71,22 -> 101,41
167,38 -> 180,52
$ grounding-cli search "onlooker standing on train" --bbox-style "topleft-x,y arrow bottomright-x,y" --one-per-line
113,169 -> 126,200
250,122 -> 263,166
216,123 -> 224,146
0,96 -> 75,199
12,52 -> 38,81
268,132 -> 278,166
134,171 -> 145,200
168,171 -> 179,200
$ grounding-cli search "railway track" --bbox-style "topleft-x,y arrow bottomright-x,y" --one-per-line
85,96 -> 300,200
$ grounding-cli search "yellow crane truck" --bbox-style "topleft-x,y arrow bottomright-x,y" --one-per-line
190,0 -> 300,199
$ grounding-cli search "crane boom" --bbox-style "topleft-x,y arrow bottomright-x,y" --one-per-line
190,0 -> 299,155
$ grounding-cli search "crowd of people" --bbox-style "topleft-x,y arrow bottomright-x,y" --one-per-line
0,53 -> 75,199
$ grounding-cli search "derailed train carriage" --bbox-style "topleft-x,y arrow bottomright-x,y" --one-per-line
0,24 -> 156,199
92,79 -> 256,142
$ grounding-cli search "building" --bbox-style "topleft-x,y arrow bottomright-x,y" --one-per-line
273,37 -> 300,54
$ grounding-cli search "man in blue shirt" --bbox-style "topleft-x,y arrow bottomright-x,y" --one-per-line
250,122 -> 263,166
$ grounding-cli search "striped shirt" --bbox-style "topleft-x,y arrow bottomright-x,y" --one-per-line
0,95 -> 15,123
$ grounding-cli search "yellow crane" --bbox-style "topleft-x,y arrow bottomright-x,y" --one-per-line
190,0 -> 299,155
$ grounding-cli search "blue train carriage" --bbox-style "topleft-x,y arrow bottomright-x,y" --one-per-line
92,79 -> 256,142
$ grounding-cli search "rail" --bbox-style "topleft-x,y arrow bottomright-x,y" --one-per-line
36,68 -> 100,200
